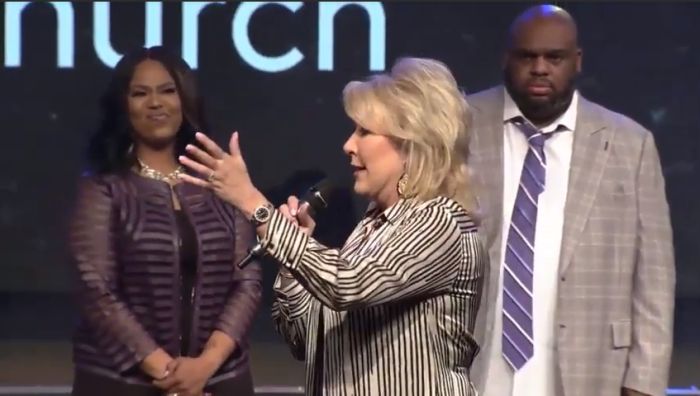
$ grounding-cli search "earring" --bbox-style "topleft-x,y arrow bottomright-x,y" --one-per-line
397,173 -> 408,198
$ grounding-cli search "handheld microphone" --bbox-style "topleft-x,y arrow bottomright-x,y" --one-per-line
237,179 -> 333,269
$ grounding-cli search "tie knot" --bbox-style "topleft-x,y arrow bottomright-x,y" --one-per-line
518,122 -> 557,148
510,117 -> 564,148
527,131 -> 551,148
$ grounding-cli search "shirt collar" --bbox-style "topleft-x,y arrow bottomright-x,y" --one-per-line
363,198 -> 417,227
503,88 -> 579,133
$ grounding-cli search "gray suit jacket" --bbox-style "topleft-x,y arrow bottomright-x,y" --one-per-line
466,86 -> 675,396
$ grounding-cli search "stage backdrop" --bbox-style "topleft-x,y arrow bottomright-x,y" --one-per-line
1,2 -> 698,295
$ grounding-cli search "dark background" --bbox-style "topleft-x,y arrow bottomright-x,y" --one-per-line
0,2 -> 698,393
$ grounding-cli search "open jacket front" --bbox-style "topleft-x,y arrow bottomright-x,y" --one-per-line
68,172 -> 262,385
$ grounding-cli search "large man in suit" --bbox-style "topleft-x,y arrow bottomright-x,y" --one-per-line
466,5 -> 675,396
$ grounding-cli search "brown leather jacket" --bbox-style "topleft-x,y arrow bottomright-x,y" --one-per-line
68,172 -> 262,384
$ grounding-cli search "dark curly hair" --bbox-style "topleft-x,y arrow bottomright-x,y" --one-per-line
85,46 -> 209,174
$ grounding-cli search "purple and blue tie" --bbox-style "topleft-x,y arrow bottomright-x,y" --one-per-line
502,121 -> 553,371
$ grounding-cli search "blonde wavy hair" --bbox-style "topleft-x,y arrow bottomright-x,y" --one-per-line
342,57 -> 476,213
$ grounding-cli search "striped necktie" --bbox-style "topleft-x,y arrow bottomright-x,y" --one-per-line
502,121 -> 555,370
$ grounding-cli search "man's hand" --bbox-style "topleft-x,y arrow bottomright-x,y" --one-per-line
622,388 -> 650,396
153,356 -> 218,396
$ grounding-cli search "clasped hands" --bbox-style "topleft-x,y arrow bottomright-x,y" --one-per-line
153,356 -> 217,396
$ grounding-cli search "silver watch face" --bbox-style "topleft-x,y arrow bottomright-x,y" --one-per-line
253,204 -> 272,224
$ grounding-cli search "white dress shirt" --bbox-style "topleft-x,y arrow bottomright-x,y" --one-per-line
482,90 -> 578,396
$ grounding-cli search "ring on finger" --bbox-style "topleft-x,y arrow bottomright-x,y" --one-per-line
207,170 -> 216,183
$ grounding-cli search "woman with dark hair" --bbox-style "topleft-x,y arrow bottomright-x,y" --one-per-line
68,46 -> 260,396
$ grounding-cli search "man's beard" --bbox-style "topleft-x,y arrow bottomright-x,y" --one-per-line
504,73 -> 576,124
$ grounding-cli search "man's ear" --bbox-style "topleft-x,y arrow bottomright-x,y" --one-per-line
576,48 -> 583,73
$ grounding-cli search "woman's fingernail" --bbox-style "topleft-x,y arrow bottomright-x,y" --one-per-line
290,209 -> 297,216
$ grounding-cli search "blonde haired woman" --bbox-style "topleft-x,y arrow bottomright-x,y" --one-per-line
177,57 -> 486,396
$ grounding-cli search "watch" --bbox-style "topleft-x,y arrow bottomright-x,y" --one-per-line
250,203 -> 274,227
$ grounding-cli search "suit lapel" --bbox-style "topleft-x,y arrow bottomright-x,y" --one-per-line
467,88 -> 505,388
470,87 -> 505,244
558,98 -> 611,275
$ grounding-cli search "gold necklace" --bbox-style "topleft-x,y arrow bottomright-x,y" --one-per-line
137,159 -> 185,182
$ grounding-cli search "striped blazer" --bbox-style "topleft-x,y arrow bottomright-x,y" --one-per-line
268,196 -> 486,396
68,173 -> 262,385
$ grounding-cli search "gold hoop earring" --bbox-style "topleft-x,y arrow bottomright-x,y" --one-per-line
397,173 -> 408,198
